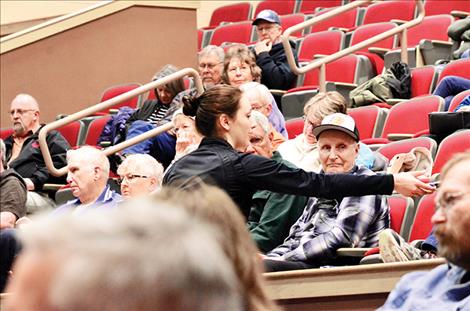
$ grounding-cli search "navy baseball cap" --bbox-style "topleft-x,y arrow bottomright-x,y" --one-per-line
252,9 -> 281,26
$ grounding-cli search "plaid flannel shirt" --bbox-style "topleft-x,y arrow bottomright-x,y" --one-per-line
267,166 -> 390,262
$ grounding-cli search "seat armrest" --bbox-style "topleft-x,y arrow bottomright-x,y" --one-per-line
99,141 -> 112,148
368,47 -> 391,59
336,248 -> 372,257
451,10 -> 469,19
387,133 -> 414,141
42,183 -> 66,191
390,19 -> 407,25
269,89 -> 287,97
386,98 -> 407,106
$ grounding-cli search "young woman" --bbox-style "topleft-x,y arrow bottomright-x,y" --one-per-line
163,85 -> 434,218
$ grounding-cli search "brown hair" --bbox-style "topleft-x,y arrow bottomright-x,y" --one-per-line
303,91 -> 348,120
223,45 -> 262,85
152,64 -> 186,100
182,84 -> 242,137
152,184 -> 280,311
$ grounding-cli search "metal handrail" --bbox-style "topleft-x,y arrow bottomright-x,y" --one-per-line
38,68 -> 204,177
281,0 -> 425,92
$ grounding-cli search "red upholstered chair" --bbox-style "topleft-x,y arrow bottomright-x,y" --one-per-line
348,105 -> 387,140
297,30 -> 344,62
97,83 -> 142,115
437,58 -> 470,83
209,21 -> 254,46
285,117 -> 304,139
377,137 -> 438,162
254,0 -> 296,17
309,7 -> 358,33
298,0 -> 343,14
362,96 -> 444,145
410,66 -> 438,97
82,116 -> 112,146
388,195 -> 415,239
424,0 -> 470,16
408,193 -> 437,242
279,13 -> 306,38
432,129 -> 470,175
448,90 -> 470,112
56,121 -> 83,147
207,2 -> 252,28
198,28 -> 203,50
361,0 -> 416,25
0,128 -> 13,140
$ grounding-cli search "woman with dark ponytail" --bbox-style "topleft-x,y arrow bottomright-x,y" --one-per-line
164,85 -> 434,218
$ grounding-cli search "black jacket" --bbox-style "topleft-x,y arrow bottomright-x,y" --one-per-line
4,125 -> 70,190
163,137 -> 394,218
255,40 -> 299,90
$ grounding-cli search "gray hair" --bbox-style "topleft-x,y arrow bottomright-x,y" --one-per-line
198,45 -> 225,63
17,200 -> 242,311
117,154 -> 164,182
66,146 -> 110,176
0,139 -> 5,168
250,110 -> 270,135
240,82 -> 272,108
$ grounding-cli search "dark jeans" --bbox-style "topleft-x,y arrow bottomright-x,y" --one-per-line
0,229 -> 21,292
264,258 -> 316,272
433,76 -> 470,110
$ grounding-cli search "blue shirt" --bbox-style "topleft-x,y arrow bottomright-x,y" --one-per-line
54,185 -> 122,215
378,264 -> 470,311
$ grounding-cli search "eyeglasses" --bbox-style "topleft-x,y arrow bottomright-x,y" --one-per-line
435,191 -> 470,212
198,62 -> 222,70
117,174 -> 150,185
9,109 -> 37,116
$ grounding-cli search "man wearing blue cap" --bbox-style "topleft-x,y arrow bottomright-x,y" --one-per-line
252,9 -> 298,91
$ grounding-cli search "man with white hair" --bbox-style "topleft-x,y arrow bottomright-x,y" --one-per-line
198,45 -> 225,89
117,154 -> 164,198
56,146 -> 121,212
5,200 -> 243,311
246,111 -> 308,253
4,94 -> 70,211
263,113 -> 389,271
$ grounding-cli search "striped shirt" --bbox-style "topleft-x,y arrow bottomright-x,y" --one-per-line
267,166 -> 390,262
146,104 -> 169,125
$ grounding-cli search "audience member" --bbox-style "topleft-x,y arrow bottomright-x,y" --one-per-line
5,200 -> 243,311
432,76 -> 470,110
198,45 -> 225,89
55,146 -> 122,213
252,9 -> 298,90
116,154 -> 164,199
277,92 -> 380,172
378,152 -> 470,310
448,16 -> 470,59
171,109 -> 202,162
4,94 -> 70,212
121,64 -> 186,168
153,184 -> 280,311
240,81 -> 288,141
223,45 -> 261,87
455,95 -> 470,112
163,85 -> 434,219
246,112 -> 308,253
263,113 -> 390,272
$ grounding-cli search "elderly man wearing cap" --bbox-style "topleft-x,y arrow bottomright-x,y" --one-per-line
263,113 -> 390,272
252,9 -> 298,90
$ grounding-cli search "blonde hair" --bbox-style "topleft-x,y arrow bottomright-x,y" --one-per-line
223,45 -> 262,85
303,91 -> 348,120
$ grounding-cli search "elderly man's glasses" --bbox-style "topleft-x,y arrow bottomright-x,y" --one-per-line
117,174 -> 150,185
9,109 -> 36,116
198,62 -> 222,70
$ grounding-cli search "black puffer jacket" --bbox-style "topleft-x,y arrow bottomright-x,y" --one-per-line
163,137 -> 394,218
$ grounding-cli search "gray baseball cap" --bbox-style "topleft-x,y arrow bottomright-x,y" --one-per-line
252,9 -> 281,26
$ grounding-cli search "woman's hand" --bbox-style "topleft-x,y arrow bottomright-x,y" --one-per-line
393,171 -> 436,197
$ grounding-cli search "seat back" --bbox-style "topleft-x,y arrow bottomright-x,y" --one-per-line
280,13 -> 306,38
350,22 -> 397,53
57,121 -> 83,147
388,195 -> 415,238
348,105 -> 387,140
432,129 -> 470,175
83,116 -> 112,146
0,128 -> 13,140
285,117 -> 304,139
424,0 -> 470,16
298,30 -> 344,61
448,90 -> 470,112
408,193 -> 437,242
362,0 -> 416,25
437,58 -> 470,83
405,15 -> 453,47
310,7 -> 358,33
380,96 -> 444,139
209,3 -> 252,28
99,83 -> 142,113
198,28 -> 203,50
254,0 -> 296,17
377,137 -> 438,162
410,66 -> 438,97
298,0 -> 342,14
210,21 -> 254,46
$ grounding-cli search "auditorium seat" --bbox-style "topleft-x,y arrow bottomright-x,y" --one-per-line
297,0 -> 342,14
423,0 -> 470,16
254,0 -> 296,17
285,117 -> 304,139
348,105 -> 387,140
388,195 -> 415,239
56,121 -> 83,147
432,129 -> 470,175
0,128 -> 13,140
410,66 -> 438,97
408,193 -> 437,242
377,137 -> 438,162
279,13 -> 307,38
362,96 -> 444,145
361,0 -> 416,25
97,83 -> 142,115
384,15 -> 454,68
82,116 -> 112,146
198,28 -> 203,50
437,58 -> 470,82
297,30 -> 345,62
448,90 -> 470,112
309,7 -> 358,33
206,2 -> 252,29
209,21 -> 254,46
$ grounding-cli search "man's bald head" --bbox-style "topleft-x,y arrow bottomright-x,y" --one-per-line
10,94 -> 40,136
